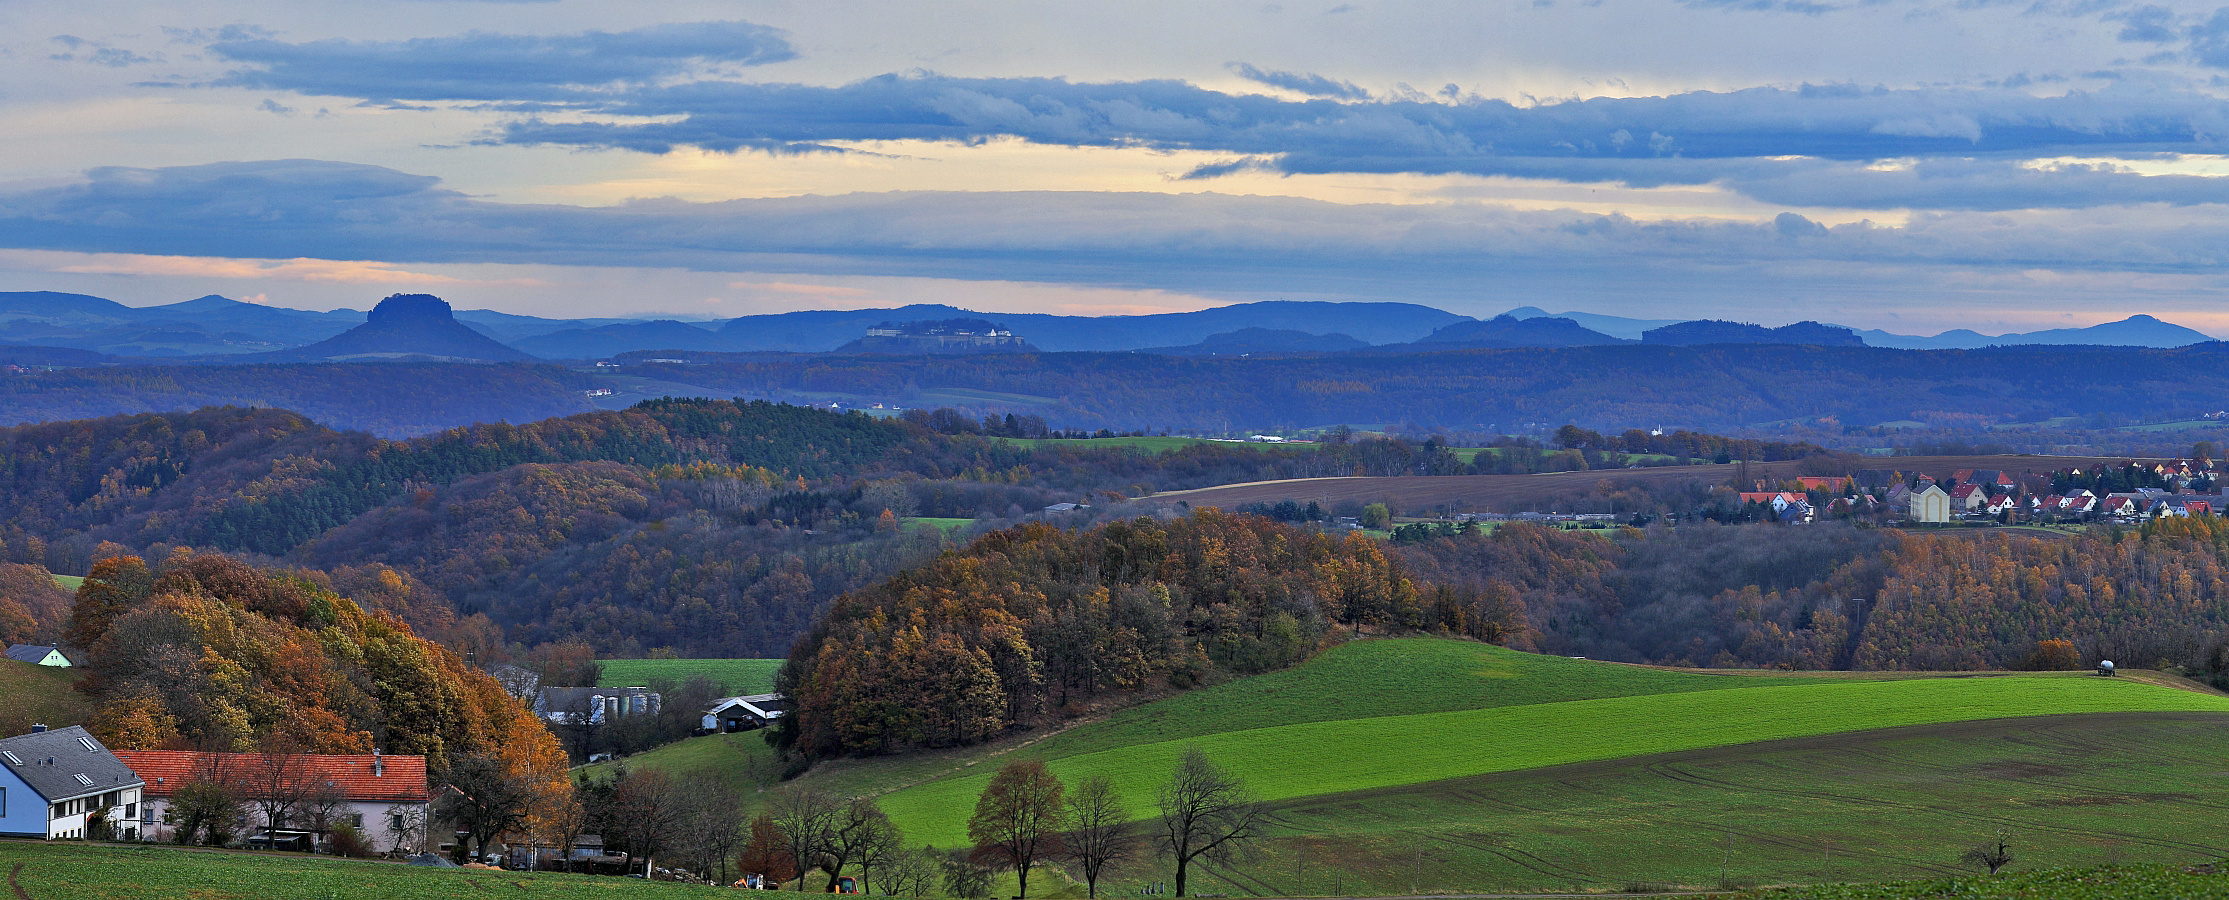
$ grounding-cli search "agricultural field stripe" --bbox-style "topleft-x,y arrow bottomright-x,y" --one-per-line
876,675 -> 2229,846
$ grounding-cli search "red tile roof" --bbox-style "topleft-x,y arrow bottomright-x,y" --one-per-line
116,751 -> 430,804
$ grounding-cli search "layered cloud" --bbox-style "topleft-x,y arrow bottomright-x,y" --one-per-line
198,22 -> 2229,210
8,160 -> 2229,293
208,20 -> 794,104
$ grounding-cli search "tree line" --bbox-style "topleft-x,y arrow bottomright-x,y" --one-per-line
772,510 -> 1529,759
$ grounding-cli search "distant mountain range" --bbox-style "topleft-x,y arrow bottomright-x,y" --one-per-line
1,290 -> 2220,365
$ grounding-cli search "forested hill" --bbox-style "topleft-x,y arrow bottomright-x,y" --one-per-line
0,361 -> 595,437
773,510 -> 1524,758
0,400 -> 1600,656
615,341 -> 2229,431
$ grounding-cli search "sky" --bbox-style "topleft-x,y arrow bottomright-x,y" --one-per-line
6,2 -> 2229,335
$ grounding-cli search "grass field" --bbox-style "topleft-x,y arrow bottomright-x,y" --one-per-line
0,661 -> 92,729
0,841 -> 731,899
905,516 -> 975,532
47,574 -> 81,591
1734,863 -> 2229,899
600,638 -> 2229,894
596,659 -> 781,696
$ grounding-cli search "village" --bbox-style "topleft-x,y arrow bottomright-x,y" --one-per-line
1730,458 -> 2223,527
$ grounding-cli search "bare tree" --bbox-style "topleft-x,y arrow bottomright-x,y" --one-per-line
968,759 -> 1066,898
1156,748 -> 1264,898
879,845 -> 944,898
301,778 -> 352,846
1962,832 -> 2015,875
385,803 -> 430,855
855,806 -> 906,895
436,752 -> 538,864
245,748 -> 311,848
673,774 -> 748,882
941,846 -> 994,899
1065,775 -> 1135,899
768,787 -> 839,890
823,797 -> 895,892
168,753 -> 247,846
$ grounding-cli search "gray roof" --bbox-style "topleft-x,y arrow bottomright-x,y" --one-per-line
0,726 -> 143,803
4,645 -> 61,664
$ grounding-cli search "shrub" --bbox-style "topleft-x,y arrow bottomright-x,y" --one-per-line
327,822 -> 374,859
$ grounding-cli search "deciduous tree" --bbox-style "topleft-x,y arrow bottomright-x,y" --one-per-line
968,759 -> 1066,898
1065,775 -> 1134,899
1156,748 -> 1264,898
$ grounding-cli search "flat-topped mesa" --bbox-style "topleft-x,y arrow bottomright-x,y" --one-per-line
365,293 -> 456,326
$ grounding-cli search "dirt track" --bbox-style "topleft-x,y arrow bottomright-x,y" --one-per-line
1144,454 -> 2149,514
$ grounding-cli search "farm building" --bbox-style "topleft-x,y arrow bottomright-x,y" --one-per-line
534,686 -> 661,725
704,694 -> 791,732
117,749 -> 431,854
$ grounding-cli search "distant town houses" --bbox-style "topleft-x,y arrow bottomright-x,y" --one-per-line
1749,456 -> 2225,527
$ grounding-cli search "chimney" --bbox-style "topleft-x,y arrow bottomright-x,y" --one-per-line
29,724 -> 44,733
373,748 -> 383,777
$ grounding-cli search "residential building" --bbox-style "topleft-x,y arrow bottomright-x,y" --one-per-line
117,749 -> 431,853
3,645 -> 70,667
1908,484 -> 1951,523
0,725 -> 144,839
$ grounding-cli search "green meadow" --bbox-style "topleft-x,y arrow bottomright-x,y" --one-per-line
0,841 -> 728,899
603,638 -> 2229,894
596,658 -> 782,696
0,660 -> 92,729
47,574 -> 82,591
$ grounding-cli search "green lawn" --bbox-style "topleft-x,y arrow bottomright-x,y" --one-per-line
48,574 -> 82,591
905,516 -> 975,533
0,841 -> 730,899
596,659 -> 781,696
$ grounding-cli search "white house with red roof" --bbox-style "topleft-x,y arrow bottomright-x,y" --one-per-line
117,749 -> 431,853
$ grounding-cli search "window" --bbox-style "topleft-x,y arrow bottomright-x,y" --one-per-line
77,737 -> 97,752
2,785 -> 6,817
74,773 -> 93,787
1,751 -> 19,766
345,813 -> 363,827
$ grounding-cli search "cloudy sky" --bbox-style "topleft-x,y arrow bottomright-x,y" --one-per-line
7,1 -> 2229,334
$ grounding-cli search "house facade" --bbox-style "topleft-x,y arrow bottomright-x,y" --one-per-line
4,645 -> 70,667
117,750 -> 432,853
1908,484 -> 1951,523
0,725 -> 144,839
